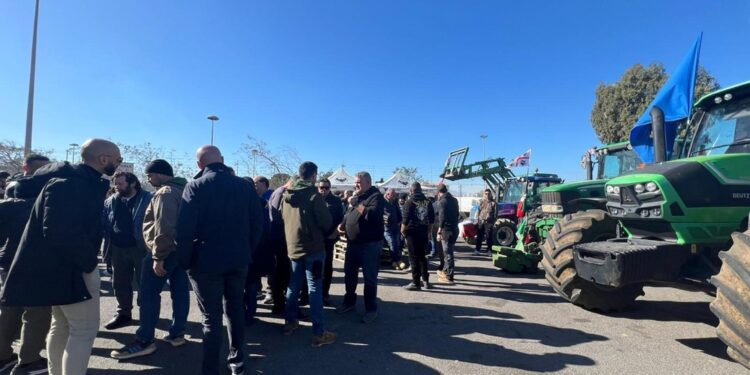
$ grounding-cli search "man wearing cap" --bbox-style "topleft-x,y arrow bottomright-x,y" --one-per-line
435,184 -> 459,283
111,159 -> 191,360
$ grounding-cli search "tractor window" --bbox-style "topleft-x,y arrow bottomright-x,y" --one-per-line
690,97 -> 750,157
504,181 -> 525,203
598,149 -> 641,179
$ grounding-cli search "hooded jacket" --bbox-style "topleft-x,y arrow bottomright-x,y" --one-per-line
175,163 -> 264,273
343,186 -> 386,244
402,190 -> 435,236
0,177 -> 37,271
281,179 -> 332,260
143,177 -> 187,261
1,162 -> 110,307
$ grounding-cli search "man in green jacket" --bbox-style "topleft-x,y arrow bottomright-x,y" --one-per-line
281,161 -> 336,347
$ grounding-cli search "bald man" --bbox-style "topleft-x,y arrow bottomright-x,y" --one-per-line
176,145 -> 264,375
0,138 -> 121,375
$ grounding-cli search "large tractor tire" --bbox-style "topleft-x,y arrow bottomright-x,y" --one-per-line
494,218 -> 517,247
710,230 -> 750,370
540,209 -> 644,311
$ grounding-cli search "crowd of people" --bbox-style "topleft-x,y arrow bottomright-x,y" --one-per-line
0,139 -> 462,375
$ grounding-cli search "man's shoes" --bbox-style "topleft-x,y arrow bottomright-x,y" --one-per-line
162,334 -> 186,347
336,303 -> 355,314
110,340 -> 156,360
398,261 -> 408,270
104,314 -> 132,330
472,250 -> 481,255
283,321 -> 299,336
391,261 -> 401,270
438,272 -> 453,284
9,358 -> 47,375
311,331 -> 337,347
403,282 -> 421,291
228,361 -> 245,375
361,311 -> 378,324
422,280 -> 433,290
0,354 -> 18,374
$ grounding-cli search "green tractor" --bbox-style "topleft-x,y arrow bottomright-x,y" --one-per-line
539,82 -> 750,367
492,142 -> 642,273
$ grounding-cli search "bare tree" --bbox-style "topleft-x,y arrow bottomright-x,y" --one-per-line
0,139 -> 53,175
117,142 -> 197,189
235,136 -> 302,177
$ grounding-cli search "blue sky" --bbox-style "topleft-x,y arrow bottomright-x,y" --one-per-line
1,1 -> 749,189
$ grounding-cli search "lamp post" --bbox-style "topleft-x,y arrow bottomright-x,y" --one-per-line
24,0 -> 41,156
252,149 -> 258,177
480,134 -> 488,189
206,115 -> 219,145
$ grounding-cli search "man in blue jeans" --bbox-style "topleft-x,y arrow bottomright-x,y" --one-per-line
281,162 -> 336,347
337,171 -> 386,323
383,188 -> 404,270
175,147 -> 264,375
111,159 -> 191,360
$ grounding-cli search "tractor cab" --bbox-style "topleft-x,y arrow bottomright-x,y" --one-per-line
500,173 -> 563,220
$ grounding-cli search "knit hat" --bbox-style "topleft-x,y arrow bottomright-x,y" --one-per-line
145,159 -> 173,177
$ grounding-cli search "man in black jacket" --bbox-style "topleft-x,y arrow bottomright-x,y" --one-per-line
0,139 -> 120,375
0,156 -> 51,374
436,184 -> 460,283
317,178 -> 344,306
175,145 -> 264,375
337,171 -> 385,324
401,182 -> 435,291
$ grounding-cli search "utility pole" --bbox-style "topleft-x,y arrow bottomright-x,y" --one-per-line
206,115 -> 219,145
480,134 -> 488,189
24,0 -> 41,156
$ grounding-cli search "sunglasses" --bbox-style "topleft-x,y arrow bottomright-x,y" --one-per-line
318,186 -> 331,190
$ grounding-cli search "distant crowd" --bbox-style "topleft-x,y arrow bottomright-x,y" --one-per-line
0,139 -> 467,375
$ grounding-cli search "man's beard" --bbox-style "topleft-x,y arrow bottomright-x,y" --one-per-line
103,162 -> 118,176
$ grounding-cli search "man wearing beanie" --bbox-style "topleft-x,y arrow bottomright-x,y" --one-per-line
112,159 -> 191,359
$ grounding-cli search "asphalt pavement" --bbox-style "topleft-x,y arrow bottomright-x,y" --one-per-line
78,240 -> 746,374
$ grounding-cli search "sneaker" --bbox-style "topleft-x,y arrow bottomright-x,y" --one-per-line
403,282 -> 421,291
162,334 -> 186,347
335,303 -> 355,314
283,321 -> 299,336
311,331 -> 337,347
398,261 -> 408,270
438,273 -> 453,284
228,361 -> 245,375
10,358 -> 47,375
104,314 -> 132,330
422,280 -> 433,290
391,261 -> 401,270
361,311 -> 378,324
110,340 -> 156,360
472,250 -> 481,255
0,354 -> 18,374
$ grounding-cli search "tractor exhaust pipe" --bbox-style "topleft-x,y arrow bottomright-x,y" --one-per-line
651,106 -> 666,163
584,152 -> 593,180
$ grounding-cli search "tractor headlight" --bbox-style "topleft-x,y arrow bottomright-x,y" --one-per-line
646,182 -> 658,192
634,184 -> 645,194
613,186 -> 621,195
606,185 -> 614,194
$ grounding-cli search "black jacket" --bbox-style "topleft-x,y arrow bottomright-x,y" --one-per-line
323,193 -> 344,238
0,178 -> 37,271
343,186 -> 386,244
402,191 -> 435,235
248,197 -> 274,279
437,192 -> 460,233
1,162 -> 110,307
383,199 -> 402,232
175,163 -> 264,274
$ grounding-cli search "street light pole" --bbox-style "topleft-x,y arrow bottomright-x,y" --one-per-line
480,134 -> 488,189
206,115 -> 219,145
24,0 -> 40,156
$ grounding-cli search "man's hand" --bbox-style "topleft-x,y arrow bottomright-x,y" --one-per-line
356,203 -> 365,214
153,260 -> 167,277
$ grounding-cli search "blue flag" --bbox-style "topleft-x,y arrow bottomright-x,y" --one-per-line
629,34 -> 702,163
